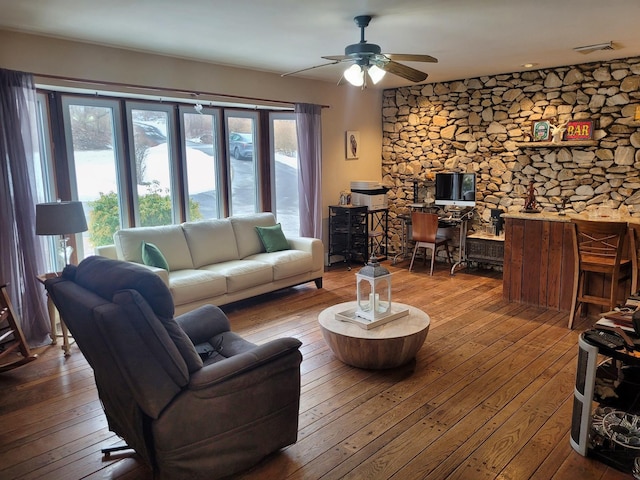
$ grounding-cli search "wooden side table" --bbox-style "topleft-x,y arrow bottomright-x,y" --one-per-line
36,273 -> 72,356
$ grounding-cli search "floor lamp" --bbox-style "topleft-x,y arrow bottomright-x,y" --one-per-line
36,201 -> 88,268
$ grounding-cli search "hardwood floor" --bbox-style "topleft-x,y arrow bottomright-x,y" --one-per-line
0,261 -> 630,480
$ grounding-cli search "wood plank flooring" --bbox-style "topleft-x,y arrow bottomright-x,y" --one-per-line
0,261 -> 630,480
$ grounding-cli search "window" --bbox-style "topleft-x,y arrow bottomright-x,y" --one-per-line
180,106 -> 221,220
270,113 -> 299,236
38,90 -> 297,263
61,96 -> 128,260
226,112 -> 258,216
127,103 -> 179,226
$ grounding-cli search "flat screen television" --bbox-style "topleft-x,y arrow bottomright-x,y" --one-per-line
434,172 -> 476,207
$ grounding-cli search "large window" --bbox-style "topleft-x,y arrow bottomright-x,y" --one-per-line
38,91 -> 301,265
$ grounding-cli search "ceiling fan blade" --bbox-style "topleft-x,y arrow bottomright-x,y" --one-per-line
281,60 -> 341,77
321,55 -> 351,61
380,60 -> 428,82
384,53 -> 438,63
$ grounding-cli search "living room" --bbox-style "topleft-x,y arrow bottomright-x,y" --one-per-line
2,1 -> 640,479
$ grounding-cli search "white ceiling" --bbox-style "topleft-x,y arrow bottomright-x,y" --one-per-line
2,0 -> 640,89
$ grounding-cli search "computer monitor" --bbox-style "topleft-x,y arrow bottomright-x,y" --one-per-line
434,172 -> 476,208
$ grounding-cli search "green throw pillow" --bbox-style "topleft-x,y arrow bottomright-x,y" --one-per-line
256,224 -> 290,253
141,241 -> 170,271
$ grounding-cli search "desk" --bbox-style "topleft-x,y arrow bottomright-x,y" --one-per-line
36,273 -> 72,356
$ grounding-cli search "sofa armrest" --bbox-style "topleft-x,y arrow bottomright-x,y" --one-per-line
287,237 -> 324,272
141,265 -> 170,287
175,304 -> 230,344
95,244 -> 118,259
188,337 -> 302,390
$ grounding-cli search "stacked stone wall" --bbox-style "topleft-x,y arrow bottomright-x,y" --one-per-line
382,57 -> 640,256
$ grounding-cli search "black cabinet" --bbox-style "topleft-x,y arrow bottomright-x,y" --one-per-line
328,205 -> 368,269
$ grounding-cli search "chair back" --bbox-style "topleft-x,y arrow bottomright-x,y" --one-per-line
411,212 -> 439,243
44,256 -> 204,464
571,219 -> 628,269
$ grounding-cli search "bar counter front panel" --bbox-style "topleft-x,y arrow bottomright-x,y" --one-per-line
503,214 -> 575,311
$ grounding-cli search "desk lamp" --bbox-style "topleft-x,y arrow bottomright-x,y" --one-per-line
36,201 -> 88,267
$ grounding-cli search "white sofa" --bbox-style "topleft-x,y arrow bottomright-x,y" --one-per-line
96,213 -> 324,315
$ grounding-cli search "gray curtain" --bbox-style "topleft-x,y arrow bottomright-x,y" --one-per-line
0,68 -> 50,346
295,103 -> 322,239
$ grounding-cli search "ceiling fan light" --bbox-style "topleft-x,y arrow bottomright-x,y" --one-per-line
344,64 -> 364,86
368,65 -> 386,84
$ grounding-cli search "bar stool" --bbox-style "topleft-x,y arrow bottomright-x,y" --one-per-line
409,212 -> 452,275
568,219 -> 632,329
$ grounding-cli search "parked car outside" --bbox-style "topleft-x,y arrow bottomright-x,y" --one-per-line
133,121 -> 166,147
229,132 -> 254,160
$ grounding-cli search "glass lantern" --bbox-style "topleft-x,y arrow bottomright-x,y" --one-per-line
355,255 -> 392,321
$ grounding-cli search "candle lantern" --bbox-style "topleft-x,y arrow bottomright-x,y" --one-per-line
355,255 -> 392,321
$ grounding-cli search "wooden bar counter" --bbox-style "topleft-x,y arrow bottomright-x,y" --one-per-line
503,211 -> 639,312
503,212 -> 575,311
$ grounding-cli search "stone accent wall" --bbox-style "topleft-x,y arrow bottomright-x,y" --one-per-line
382,56 -> 640,256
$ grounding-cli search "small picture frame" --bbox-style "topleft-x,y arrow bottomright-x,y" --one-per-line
564,120 -> 594,140
346,131 -> 360,159
531,121 -> 550,141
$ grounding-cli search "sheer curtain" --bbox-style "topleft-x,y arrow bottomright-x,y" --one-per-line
0,68 -> 50,346
295,103 -> 322,239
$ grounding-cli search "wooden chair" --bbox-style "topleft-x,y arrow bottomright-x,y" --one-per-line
409,212 -> 452,275
568,219 -> 632,329
628,223 -> 640,295
0,285 -> 38,373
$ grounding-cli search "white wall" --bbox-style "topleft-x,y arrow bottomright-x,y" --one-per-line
0,29 -> 384,246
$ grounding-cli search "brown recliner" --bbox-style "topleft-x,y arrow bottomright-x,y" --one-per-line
45,255 -> 302,480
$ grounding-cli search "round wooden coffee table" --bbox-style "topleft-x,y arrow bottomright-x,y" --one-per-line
318,301 -> 430,369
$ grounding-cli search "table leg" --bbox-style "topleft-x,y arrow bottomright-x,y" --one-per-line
47,293 -> 57,345
60,317 -> 71,356
451,219 -> 468,275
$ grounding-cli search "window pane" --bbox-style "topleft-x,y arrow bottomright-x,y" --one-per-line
65,101 -> 122,261
227,115 -> 257,215
272,116 -> 299,237
131,108 -> 176,226
183,111 -> 218,219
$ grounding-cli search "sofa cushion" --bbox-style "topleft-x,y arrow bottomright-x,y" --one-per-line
181,219 -> 240,268
248,250 -> 313,280
202,260 -> 273,293
168,270 -> 227,306
230,213 -> 277,259
255,224 -> 290,253
115,225 -> 194,271
141,241 -> 170,271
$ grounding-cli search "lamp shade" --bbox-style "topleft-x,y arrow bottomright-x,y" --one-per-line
36,201 -> 88,236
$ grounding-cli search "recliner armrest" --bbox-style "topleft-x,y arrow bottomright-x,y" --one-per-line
175,304 -> 230,344
188,337 -> 302,390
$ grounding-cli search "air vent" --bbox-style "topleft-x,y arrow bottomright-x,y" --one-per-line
573,41 -> 614,54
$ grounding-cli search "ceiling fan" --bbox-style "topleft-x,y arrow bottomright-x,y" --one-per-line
283,15 -> 438,87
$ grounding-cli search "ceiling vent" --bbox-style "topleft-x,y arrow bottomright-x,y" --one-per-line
573,41 -> 614,54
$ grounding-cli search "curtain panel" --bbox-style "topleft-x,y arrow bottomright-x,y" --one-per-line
294,103 -> 322,239
0,68 -> 50,346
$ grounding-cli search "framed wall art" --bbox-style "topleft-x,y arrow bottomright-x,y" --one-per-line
346,131 -> 360,159
564,120 -> 594,140
531,121 -> 551,141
